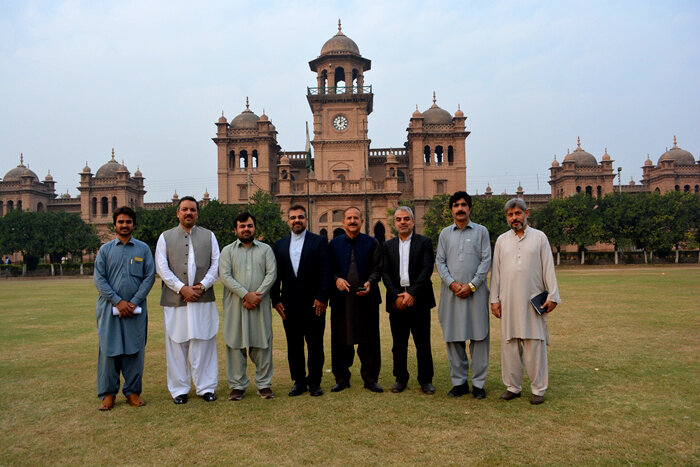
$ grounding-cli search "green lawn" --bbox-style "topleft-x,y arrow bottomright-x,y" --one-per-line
1,267 -> 698,465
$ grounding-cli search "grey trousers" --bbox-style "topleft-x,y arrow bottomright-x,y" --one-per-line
501,338 -> 548,396
445,337 -> 489,389
97,346 -> 145,399
226,335 -> 273,390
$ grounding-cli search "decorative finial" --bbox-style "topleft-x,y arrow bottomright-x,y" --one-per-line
553,154 -> 557,161
19,153 -> 24,166
111,148 -> 115,160
48,170 -> 51,175
577,136 -> 581,149
245,96 -> 249,110
121,159 -> 125,165
221,110 -> 224,117
458,103 -> 461,110
338,19 -> 342,32
416,104 -> 418,111
432,91 -> 436,105
673,135 -> 678,148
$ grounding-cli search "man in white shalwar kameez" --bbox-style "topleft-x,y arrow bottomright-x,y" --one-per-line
490,198 -> 560,405
156,196 -> 220,404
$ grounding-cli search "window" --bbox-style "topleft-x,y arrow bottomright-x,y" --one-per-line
252,150 -> 258,169
239,150 -> 248,170
112,196 -> 117,212
424,146 -> 431,165
397,170 -> 405,182
92,197 -> 97,216
435,146 -> 443,165
229,150 -> 236,169
448,146 -> 454,165
101,197 -> 108,215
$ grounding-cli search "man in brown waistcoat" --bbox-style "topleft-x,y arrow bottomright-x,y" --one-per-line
155,196 -> 220,404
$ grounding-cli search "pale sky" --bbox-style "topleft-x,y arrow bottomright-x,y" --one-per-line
1,0 -> 698,202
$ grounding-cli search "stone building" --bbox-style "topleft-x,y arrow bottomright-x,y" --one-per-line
548,137 -> 616,198
641,136 -> 700,194
213,21 -> 468,238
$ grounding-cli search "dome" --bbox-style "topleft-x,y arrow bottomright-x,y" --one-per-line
644,155 -> 653,166
563,137 -> 597,166
602,148 -> 611,161
279,154 -> 290,165
95,149 -> 121,178
455,104 -> 464,118
82,161 -> 92,173
658,136 -> 695,165
485,184 -> 492,194
551,155 -> 560,167
259,110 -> 269,122
320,20 -> 360,56
412,105 -> 423,118
4,154 -> 39,181
422,92 -> 453,125
386,149 -> 397,163
134,166 -> 143,177
117,161 -> 129,174
230,98 -> 260,129
44,170 -> 53,181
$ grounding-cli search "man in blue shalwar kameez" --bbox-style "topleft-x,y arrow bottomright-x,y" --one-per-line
94,206 -> 155,411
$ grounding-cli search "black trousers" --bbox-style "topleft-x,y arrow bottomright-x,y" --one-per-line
331,337 -> 381,385
389,307 -> 434,385
282,309 -> 326,386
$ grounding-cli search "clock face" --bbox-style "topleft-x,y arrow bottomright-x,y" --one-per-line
332,115 -> 349,131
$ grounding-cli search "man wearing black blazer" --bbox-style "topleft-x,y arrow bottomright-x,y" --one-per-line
381,206 -> 436,394
271,205 -> 331,397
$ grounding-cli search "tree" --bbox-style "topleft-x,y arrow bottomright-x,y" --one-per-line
598,193 -> 640,264
0,210 -> 45,269
44,211 -> 100,262
198,200 -> 242,247
133,205 -> 178,253
422,194 -> 451,248
661,191 -> 700,263
529,197 -> 569,265
246,190 -> 289,244
559,193 -> 604,264
470,195 -> 510,248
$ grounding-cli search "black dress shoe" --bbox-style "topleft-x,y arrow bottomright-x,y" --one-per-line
420,383 -> 436,395
288,382 -> 308,397
363,381 -> 384,393
331,381 -> 350,392
308,384 -> 323,397
173,394 -> 188,404
472,386 -> 486,399
447,382 -> 470,398
391,381 -> 407,393
201,392 -> 217,402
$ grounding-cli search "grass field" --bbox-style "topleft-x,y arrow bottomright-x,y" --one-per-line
1,267 -> 699,466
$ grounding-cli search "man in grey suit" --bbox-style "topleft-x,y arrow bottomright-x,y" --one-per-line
436,191 -> 491,399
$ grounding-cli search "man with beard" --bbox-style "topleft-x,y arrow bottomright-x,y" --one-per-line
436,191 -> 491,399
329,207 -> 383,393
219,212 -> 277,400
490,198 -> 560,405
156,196 -> 220,404
381,206 -> 436,394
271,205 -> 331,397
94,206 -> 155,410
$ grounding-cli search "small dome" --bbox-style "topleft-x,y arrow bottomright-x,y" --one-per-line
386,149 -> 397,163
602,148 -> 611,161
280,154 -> 290,165
455,104 -> 464,118
658,136 -> 695,165
117,161 -> 129,174
218,111 -> 228,124
82,161 -> 92,173
412,105 -> 423,118
551,155 -> 560,167
644,155 -> 653,166
203,189 -> 210,200
485,184 -> 492,194
4,155 -> 39,181
629,177 -> 636,186
422,92 -> 453,125
517,183 -> 523,192
230,97 -> 260,129
96,149 -> 122,178
134,166 -> 143,177
44,170 -> 53,181
320,20 -> 361,56
259,111 -> 269,122
563,137 -> 597,167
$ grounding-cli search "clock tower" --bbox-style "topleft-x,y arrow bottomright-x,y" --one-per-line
307,20 -> 373,182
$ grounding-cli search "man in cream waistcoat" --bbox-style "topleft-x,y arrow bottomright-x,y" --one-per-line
155,196 -> 220,404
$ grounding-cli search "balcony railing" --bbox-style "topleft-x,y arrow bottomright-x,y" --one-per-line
307,85 -> 372,96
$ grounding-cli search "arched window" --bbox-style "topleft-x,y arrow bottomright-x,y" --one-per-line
684,185 -> 690,192
281,169 -> 288,180
240,186 -> 247,200
0,201 -> 3,216
319,212 -> 328,223
17,200 -> 22,210
92,197 -> 97,216
332,210 -> 344,223
655,187 -> 661,193
7,200 -> 13,212
352,68 -> 359,91
596,186 -> 602,197
239,150 -> 248,170
435,145 -> 444,165
389,167 -> 395,177
337,174 -> 346,181
252,150 -> 258,169
112,196 -> 117,212
576,186 -> 581,193
319,228 -> 328,240
334,66 -> 346,93
448,146 -> 454,165
373,222 -> 386,245
424,146 -> 431,165
585,186 -> 592,196
320,70 -> 328,93
229,150 -> 236,170
333,227 -> 345,238
37,202 -> 44,212
675,185 -> 680,191
397,170 -> 405,183
695,185 -> 699,193
101,197 -> 108,215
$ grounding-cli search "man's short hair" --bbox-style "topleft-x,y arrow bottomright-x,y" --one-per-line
504,198 -> 528,213
288,204 -> 306,215
234,211 -> 257,227
343,206 -> 362,218
178,196 -> 199,211
449,191 -> 472,208
113,206 -> 136,225
395,206 -> 414,220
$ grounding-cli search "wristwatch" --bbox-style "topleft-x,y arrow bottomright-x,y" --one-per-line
199,283 -> 207,292
468,282 -> 477,293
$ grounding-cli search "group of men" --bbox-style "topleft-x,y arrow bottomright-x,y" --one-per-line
93,190 -> 560,410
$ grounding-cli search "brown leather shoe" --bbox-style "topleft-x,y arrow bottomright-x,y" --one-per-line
126,393 -> 146,407
98,394 -> 115,411
228,389 -> 245,401
500,390 -> 521,401
257,387 -> 275,399
530,394 -> 545,405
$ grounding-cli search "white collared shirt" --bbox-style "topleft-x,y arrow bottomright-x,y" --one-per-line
399,233 -> 412,287
289,229 -> 306,276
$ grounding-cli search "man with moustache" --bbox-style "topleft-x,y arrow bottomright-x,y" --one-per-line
329,207 -> 383,393
94,206 -> 155,410
219,212 -> 277,400
156,196 -> 220,404
436,191 -> 491,399
271,205 -> 331,397
381,206 -> 436,394
490,198 -> 560,405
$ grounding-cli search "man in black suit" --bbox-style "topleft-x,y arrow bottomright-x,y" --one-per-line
381,206 -> 436,394
271,205 -> 331,397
